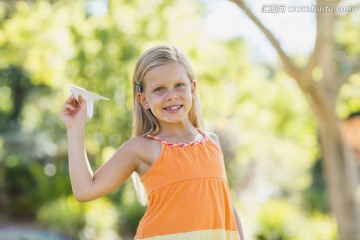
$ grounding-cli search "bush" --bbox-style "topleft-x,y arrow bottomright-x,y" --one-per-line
37,196 -> 86,239
1,156 -> 38,218
255,199 -> 337,240
0,155 -> 72,219
37,196 -> 119,239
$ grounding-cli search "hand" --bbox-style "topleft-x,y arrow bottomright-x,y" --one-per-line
60,95 -> 87,128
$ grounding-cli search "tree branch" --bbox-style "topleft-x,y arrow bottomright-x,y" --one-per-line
229,0 -> 301,82
302,0 -> 337,87
229,0 -> 335,120
302,33 -> 321,87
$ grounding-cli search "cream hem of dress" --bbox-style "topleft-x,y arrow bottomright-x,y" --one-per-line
136,229 -> 240,240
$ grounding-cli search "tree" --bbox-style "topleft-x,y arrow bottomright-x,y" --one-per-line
0,0 -> 212,237
229,0 -> 360,239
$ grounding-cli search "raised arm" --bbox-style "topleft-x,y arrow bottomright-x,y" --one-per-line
61,95 -> 139,202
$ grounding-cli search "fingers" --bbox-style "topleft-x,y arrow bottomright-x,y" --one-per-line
64,95 -> 76,109
63,103 -> 76,111
62,95 -> 87,115
62,95 -> 78,112
78,95 -> 87,104
65,95 -> 76,104
60,95 -> 87,126
64,95 -> 85,107
61,103 -> 76,116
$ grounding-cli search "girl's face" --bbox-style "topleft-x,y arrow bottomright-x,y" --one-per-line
137,63 -> 196,127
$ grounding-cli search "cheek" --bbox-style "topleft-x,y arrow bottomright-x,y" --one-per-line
184,90 -> 193,101
184,93 -> 194,110
177,87 -> 192,97
147,96 -> 163,108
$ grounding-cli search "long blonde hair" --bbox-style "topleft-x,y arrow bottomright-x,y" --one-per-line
131,45 -> 204,205
132,45 -> 204,137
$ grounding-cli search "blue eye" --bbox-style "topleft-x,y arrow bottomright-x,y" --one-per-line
154,87 -> 165,92
176,83 -> 185,88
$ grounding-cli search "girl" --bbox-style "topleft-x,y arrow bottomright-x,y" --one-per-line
61,45 -> 245,240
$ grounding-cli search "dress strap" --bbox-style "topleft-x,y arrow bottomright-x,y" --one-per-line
146,129 -> 207,147
196,128 -> 207,139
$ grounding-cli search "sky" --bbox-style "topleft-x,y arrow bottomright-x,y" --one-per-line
204,0 -> 359,62
86,0 -> 358,62
204,0 -> 317,62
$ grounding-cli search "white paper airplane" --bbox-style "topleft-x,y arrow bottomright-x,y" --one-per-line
68,84 -> 109,119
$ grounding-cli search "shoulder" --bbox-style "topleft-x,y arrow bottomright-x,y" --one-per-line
204,130 -> 221,148
125,135 -> 151,146
122,136 -> 162,174
123,136 -> 160,156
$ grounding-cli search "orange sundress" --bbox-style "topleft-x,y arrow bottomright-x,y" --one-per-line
135,130 -> 240,240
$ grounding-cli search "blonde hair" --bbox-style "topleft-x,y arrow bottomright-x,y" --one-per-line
132,45 -> 204,137
131,45 -> 204,205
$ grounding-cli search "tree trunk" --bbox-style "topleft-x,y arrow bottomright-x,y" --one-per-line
316,113 -> 360,240
229,0 -> 360,238
314,2 -> 360,238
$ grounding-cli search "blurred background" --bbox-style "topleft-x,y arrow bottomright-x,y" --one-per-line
0,0 -> 359,239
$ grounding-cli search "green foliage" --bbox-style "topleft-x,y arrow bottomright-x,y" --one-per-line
255,199 -> 337,240
0,155 -> 71,218
335,12 -> 360,118
2,156 -> 37,218
0,0 -> 206,237
1,0 -> 358,238
302,158 -> 328,214
117,182 -> 147,237
336,73 -> 360,118
37,196 -> 86,239
0,66 -> 33,128
37,196 -> 119,239
256,200 -> 299,239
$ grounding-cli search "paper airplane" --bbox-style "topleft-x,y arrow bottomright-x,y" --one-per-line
68,84 -> 109,119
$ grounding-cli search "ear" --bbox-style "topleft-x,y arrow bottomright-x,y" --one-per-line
191,80 -> 197,99
136,92 -> 150,110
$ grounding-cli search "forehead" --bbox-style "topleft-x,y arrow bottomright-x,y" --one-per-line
143,63 -> 189,86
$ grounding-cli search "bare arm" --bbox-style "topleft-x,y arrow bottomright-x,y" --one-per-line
67,127 -> 140,202
67,124 -> 93,201
61,95 -> 139,202
207,131 -> 245,239
233,205 -> 245,240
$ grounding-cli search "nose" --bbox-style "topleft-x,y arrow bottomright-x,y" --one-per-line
166,88 -> 179,101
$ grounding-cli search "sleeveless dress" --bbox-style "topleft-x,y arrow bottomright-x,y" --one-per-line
135,130 -> 240,240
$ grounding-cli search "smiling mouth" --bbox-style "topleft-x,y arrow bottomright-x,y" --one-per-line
163,105 -> 183,112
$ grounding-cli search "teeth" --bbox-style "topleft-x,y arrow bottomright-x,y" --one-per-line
166,106 -> 181,110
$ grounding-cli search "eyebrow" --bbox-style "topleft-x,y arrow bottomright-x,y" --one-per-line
151,79 -> 187,87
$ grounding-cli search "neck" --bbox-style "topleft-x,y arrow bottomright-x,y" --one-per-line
158,121 -> 198,138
